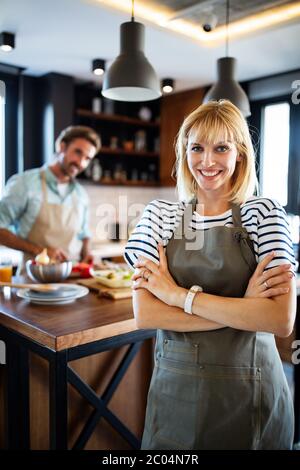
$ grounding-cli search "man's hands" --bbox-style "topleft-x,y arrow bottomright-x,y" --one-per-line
45,246 -> 69,262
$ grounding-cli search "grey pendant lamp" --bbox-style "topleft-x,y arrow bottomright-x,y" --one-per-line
102,0 -> 161,102
203,0 -> 251,117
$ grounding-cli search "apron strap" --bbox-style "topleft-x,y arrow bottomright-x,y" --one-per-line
174,198 -> 196,238
40,170 -> 48,203
231,202 -> 242,227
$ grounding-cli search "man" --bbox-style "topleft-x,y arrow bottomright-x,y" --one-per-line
0,125 -> 101,269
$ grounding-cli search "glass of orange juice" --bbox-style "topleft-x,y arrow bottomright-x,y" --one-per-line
0,256 -> 13,283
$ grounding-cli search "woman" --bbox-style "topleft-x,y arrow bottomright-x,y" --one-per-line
124,100 -> 296,450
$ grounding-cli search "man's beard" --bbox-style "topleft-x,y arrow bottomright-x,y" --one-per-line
59,160 -> 80,180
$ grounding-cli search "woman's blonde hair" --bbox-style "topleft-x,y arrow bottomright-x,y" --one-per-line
174,100 -> 257,204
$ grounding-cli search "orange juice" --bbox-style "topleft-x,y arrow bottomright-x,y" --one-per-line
0,265 -> 13,282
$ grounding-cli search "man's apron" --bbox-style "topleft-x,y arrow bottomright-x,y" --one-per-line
141,198 -> 294,450
20,170 -> 82,272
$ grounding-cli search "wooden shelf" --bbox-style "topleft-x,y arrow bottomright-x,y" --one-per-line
76,108 -> 160,128
97,147 -> 159,157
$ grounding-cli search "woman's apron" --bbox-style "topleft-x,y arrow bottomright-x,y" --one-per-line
20,170 -> 82,273
141,199 -> 294,450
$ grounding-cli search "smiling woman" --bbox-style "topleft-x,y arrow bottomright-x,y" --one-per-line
124,100 -> 297,450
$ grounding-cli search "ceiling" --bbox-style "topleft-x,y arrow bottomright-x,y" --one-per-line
0,0 -> 300,92
141,0 -> 296,26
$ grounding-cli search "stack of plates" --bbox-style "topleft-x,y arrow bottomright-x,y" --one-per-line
16,283 -> 89,305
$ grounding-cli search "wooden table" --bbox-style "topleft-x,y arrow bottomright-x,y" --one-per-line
0,285 -> 155,450
1,277 -> 300,449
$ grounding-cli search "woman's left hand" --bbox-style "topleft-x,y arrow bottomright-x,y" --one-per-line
132,244 -> 182,306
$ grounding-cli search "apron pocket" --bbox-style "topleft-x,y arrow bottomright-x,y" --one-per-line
195,363 -> 261,449
150,358 -> 261,450
152,357 -> 202,449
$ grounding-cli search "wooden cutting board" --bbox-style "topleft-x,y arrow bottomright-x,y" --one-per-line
76,278 -> 132,300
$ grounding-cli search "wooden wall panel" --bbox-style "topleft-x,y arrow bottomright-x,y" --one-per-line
160,88 -> 205,187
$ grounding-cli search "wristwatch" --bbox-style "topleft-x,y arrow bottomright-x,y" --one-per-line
184,285 -> 203,315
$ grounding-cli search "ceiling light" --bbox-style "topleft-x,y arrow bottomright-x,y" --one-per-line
92,59 -> 105,76
162,78 -> 174,94
203,0 -> 251,117
0,32 -> 15,52
102,0 -> 161,102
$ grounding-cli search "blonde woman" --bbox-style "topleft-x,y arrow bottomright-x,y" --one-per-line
124,100 -> 296,450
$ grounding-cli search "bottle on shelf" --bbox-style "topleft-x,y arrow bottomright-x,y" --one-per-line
148,163 -> 157,181
91,160 -> 103,182
113,164 -> 123,182
110,136 -> 118,149
131,168 -> 139,182
134,130 -> 146,151
92,97 -> 102,113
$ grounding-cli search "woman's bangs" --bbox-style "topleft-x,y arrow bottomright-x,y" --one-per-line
188,114 -> 234,145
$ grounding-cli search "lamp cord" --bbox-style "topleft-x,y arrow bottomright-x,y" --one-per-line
131,0 -> 135,21
225,0 -> 229,57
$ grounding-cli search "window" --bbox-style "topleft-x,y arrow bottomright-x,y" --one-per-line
0,80 -> 5,198
260,102 -> 290,206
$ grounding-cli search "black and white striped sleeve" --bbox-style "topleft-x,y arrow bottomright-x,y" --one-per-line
257,201 -> 296,271
124,200 -> 165,269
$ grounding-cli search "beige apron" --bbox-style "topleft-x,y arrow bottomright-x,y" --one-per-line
141,198 -> 294,450
20,170 -> 83,272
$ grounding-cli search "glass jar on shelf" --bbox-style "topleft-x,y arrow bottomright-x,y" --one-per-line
102,169 -> 112,183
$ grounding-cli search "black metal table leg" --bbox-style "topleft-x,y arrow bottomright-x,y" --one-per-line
49,349 -> 68,450
5,338 -> 30,449
72,341 -> 142,449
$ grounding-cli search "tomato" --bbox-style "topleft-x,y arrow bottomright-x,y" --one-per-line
72,262 -> 92,278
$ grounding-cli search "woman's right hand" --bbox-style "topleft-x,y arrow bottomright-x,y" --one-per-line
244,252 -> 294,298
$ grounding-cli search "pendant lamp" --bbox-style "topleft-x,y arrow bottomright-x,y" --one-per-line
203,0 -> 251,117
102,0 -> 161,102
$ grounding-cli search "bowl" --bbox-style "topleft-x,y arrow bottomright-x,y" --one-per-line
91,268 -> 133,288
26,260 -> 73,283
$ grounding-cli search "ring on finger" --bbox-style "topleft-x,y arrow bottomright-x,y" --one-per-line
143,270 -> 151,281
264,280 -> 269,289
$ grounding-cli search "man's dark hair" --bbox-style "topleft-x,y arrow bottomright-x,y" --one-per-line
55,125 -> 101,153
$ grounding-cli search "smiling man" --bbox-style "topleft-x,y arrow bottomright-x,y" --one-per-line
0,126 -> 101,269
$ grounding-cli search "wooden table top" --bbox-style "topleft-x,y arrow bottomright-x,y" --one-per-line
0,283 -> 136,351
1,275 -> 299,352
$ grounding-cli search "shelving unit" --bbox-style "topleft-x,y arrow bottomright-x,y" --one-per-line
76,109 -> 160,128
98,147 -> 159,158
74,85 -> 161,187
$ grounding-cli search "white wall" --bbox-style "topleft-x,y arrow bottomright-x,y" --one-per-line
83,183 -> 177,244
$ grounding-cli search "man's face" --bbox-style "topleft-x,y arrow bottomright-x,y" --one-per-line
58,138 -> 97,179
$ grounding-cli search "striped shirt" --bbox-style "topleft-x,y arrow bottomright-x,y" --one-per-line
124,196 -> 296,272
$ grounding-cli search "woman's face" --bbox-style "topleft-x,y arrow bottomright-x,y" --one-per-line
186,134 -> 241,197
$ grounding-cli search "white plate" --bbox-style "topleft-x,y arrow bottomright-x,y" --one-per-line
27,284 -> 83,300
17,284 -> 89,305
